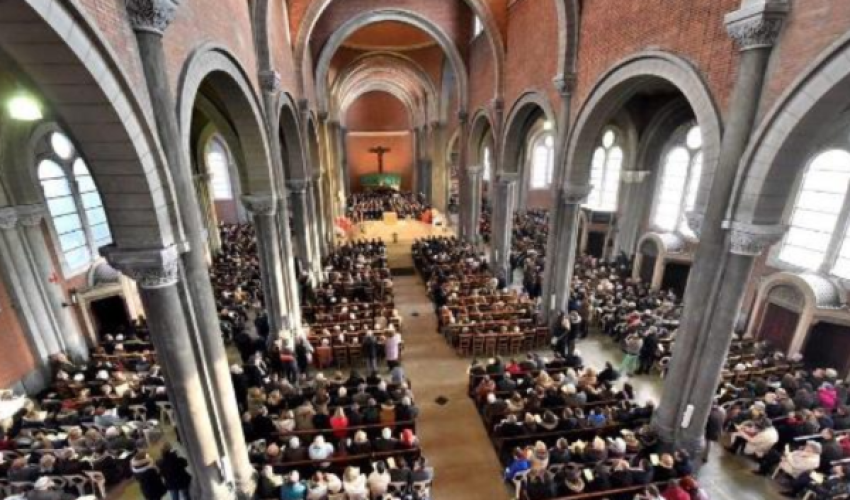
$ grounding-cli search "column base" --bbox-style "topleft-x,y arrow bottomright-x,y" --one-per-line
652,419 -> 706,464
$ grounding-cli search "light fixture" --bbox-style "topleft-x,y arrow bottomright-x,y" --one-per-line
7,91 -> 42,121
543,120 -> 554,131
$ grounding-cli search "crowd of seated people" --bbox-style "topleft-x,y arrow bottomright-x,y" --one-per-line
719,362 -> 850,498
466,356 -> 708,499
512,210 -> 549,300
412,236 -> 545,355
346,189 -> 428,222
212,223 -> 264,342
0,322 -> 174,499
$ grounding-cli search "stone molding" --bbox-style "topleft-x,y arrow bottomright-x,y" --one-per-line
242,194 -> 277,216
562,183 -> 592,205
725,0 -> 789,51
553,73 -> 577,96
0,205 -> 47,229
125,0 -> 181,35
726,221 -> 785,256
102,245 -> 182,289
258,70 -> 281,93
0,207 -> 18,230
466,165 -> 484,177
286,179 -> 310,192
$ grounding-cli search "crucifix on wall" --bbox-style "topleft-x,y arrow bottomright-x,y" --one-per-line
368,145 -> 391,173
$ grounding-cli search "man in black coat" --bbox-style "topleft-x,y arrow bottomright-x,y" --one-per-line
703,403 -> 725,461
157,442 -> 191,500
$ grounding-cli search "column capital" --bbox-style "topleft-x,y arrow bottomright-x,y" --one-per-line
725,0 -> 789,51
286,179 -> 310,193
242,194 -> 277,216
466,165 -> 484,177
101,245 -> 182,289
458,110 -> 469,123
125,0 -> 181,35
553,73 -> 577,96
685,211 -> 704,239
258,70 -> 281,93
491,98 -> 504,114
497,173 -> 520,185
725,221 -> 786,256
0,207 -> 18,230
561,183 -> 592,205
620,170 -> 651,184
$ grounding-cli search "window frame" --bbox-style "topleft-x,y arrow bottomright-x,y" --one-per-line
770,145 -> 850,279
527,130 -> 556,190
472,16 -> 484,40
649,122 -> 704,237
584,126 -> 624,212
34,128 -> 112,278
206,136 -> 236,201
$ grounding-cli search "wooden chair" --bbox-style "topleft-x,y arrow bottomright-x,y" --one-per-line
522,331 -> 536,352
509,335 -> 523,355
472,336 -> 486,357
497,335 -> 510,355
333,345 -> 350,368
84,470 -> 107,499
64,474 -> 90,497
128,404 -> 147,422
156,401 -> 175,427
534,327 -> 548,349
348,344 -> 363,366
484,336 -> 498,356
458,333 -> 472,357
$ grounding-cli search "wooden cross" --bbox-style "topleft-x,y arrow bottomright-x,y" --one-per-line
368,145 -> 391,173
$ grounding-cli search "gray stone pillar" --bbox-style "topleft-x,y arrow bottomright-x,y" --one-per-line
614,170 -> 651,256
17,205 -> 87,359
339,126 -> 351,197
430,121 -> 447,212
491,175 -> 518,282
653,0 -> 788,455
242,195 -> 288,340
541,74 -> 577,324
465,165 -> 484,243
105,246 -> 233,500
456,112 -> 471,238
258,70 -> 301,337
309,173 -> 328,257
125,1 -> 253,496
549,185 -> 591,326
286,179 -> 318,274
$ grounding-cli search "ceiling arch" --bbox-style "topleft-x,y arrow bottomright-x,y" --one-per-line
294,0 -> 503,104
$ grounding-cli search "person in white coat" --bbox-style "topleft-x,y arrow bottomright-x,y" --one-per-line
779,441 -> 822,479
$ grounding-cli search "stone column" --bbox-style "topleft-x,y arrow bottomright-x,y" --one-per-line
310,173 -> 329,257
614,170 -> 651,256
242,195 -> 288,340
541,74 -> 577,324
338,126 -> 351,197
125,2 -> 253,496
258,70 -> 301,337
548,185 -> 592,326
17,205 -> 87,359
286,179 -> 318,274
653,0 -> 788,455
105,246 -> 233,500
491,175 -> 518,282
465,165 -> 484,243
194,172 -> 221,254
456,112 -> 471,238
430,121 -> 448,212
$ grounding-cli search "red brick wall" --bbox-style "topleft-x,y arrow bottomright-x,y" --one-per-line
504,0 -> 560,114
526,188 -> 552,209
346,134 -> 415,192
468,35 -> 496,113
573,0 -> 740,121
215,200 -> 240,225
0,275 -> 36,389
269,0 -> 298,93
760,1 -> 850,117
345,92 -> 411,131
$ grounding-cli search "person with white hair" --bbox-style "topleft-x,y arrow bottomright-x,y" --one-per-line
308,434 -> 335,463
26,476 -> 75,500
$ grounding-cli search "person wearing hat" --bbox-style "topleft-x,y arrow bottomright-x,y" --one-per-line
280,470 -> 308,500
131,451 -> 167,500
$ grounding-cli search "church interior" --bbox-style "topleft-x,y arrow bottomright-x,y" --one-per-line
3,1 -> 850,499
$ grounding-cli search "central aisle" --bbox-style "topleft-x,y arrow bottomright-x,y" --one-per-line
393,274 -> 510,500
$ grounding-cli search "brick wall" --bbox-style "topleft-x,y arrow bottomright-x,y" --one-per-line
468,36 -> 496,114
269,0 -> 298,93
0,275 -> 36,389
346,134 -> 415,192
346,92 -> 411,131
573,0 -> 740,121
504,0 -> 560,115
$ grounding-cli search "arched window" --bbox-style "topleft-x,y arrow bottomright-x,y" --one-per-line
530,134 -> 555,189
207,138 -> 234,200
472,16 -> 483,39
37,130 -> 112,274
778,149 -> 850,276
585,128 -> 623,211
651,124 -> 703,235
482,143 -> 493,182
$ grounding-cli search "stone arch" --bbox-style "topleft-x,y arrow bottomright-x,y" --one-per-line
733,32 -> 850,226
294,0 -> 502,103
176,44 -> 274,197
501,91 -> 557,175
633,231 -> 688,290
0,1 -> 177,250
340,86 -> 419,129
553,0 -> 581,81
469,109 -> 495,167
276,92 -> 309,181
314,9 -> 470,115
564,51 -> 722,216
